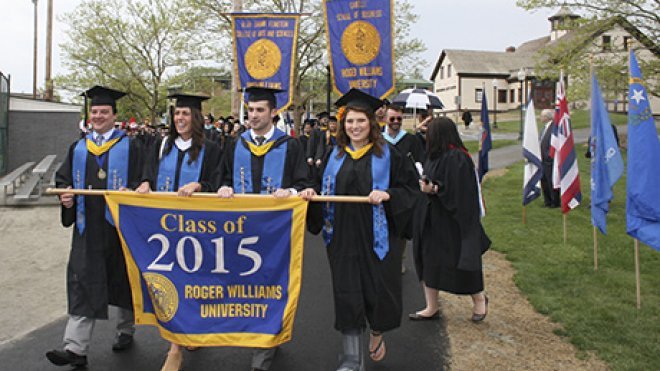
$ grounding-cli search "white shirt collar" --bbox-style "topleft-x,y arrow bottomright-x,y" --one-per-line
250,125 -> 275,143
94,128 -> 115,142
174,136 -> 193,151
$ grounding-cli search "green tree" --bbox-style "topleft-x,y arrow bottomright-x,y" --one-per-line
517,1 -> 659,101
56,0 -> 206,123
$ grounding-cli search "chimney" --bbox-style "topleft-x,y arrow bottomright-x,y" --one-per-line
506,46 -> 516,53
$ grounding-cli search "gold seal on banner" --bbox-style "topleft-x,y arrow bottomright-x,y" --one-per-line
143,272 -> 178,323
245,39 -> 282,80
341,21 -> 381,65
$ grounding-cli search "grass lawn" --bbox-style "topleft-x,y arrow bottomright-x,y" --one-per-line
492,109 -> 628,133
481,152 -> 660,370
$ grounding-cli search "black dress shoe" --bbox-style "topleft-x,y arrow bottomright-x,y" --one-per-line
46,349 -> 88,367
112,333 -> 134,352
471,296 -> 489,322
408,311 -> 440,321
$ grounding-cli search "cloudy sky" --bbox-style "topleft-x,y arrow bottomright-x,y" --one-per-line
0,0 -> 556,96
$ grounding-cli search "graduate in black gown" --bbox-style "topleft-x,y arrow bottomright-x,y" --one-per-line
301,89 -> 418,371
47,86 -> 146,368
409,117 -> 491,323
135,93 -> 222,371
216,87 -> 309,371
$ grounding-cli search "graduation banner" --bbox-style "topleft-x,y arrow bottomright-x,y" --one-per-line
232,13 -> 300,112
324,0 -> 395,98
105,193 -> 307,347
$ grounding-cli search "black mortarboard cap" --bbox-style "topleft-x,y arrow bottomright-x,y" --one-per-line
245,87 -> 283,108
334,89 -> 384,113
167,93 -> 210,111
80,85 -> 126,109
317,111 -> 330,119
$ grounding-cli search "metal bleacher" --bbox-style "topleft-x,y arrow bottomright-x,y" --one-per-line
0,155 -> 60,205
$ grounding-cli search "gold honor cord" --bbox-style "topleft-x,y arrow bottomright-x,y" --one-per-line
45,188 -> 371,204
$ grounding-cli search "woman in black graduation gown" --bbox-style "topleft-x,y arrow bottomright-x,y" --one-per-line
409,117 -> 491,323
301,89 -> 418,371
135,93 -> 222,371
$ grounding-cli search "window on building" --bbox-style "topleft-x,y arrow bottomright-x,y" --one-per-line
498,89 -> 507,103
440,66 -> 444,79
510,89 -> 515,103
602,35 -> 611,51
447,64 -> 452,78
475,88 -> 483,103
623,36 -> 631,50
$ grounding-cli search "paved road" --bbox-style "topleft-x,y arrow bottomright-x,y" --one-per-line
0,234 -> 449,371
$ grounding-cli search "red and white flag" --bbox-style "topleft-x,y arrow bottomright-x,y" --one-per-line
552,71 -> 582,213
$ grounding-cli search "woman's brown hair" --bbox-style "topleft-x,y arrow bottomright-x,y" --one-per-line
165,107 -> 205,163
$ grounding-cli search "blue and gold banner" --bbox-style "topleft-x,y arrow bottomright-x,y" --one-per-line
324,0 -> 395,99
232,13 -> 300,112
105,193 -> 307,347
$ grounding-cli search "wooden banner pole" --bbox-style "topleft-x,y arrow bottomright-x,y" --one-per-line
593,226 -> 598,271
634,239 -> 641,309
563,214 -> 567,244
45,188 -> 370,204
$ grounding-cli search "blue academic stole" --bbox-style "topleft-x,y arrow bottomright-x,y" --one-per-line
72,131 -> 129,234
383,130 -> 406,145
233,129 -> 288,194
322,145 -> 391,260
157,141 -> 205,192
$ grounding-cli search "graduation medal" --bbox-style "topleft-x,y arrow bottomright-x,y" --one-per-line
98,168 -> 107,180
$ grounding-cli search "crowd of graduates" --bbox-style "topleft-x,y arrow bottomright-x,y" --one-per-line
47,85 -> 490,371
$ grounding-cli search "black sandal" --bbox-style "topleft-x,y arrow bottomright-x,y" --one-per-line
369,331 -> 386,362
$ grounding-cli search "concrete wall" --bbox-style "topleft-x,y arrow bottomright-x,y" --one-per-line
6,111 -> 80,172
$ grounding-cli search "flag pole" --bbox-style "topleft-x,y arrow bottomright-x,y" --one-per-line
45,188 -> 371,203
563,213 -> 567,244
634,239 -> 641,309
589,54 -> 598,270
593,226 -> 598,271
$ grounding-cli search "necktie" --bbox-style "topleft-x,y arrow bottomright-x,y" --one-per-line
255,135 -> 265,145
95,135 -> 104,146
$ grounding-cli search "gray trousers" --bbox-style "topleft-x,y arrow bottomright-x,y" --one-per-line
252,347 -> 278,370
63,306 -> 135,355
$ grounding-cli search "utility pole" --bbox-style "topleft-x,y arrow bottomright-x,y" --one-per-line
32,0 -> 38,99
231,0 -> 243,116
44,0 -> 53,101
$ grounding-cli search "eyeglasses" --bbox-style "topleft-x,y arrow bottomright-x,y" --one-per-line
389,117 -> 403,122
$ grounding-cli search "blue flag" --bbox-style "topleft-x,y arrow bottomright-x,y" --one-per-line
626,50 -> 660,250
590,74 -> 624,234
478,91 -> 492,182
323,0 -> 395,98
232,14 -> 300,111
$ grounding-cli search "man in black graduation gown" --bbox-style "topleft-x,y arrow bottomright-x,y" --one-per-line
539,109 -> 560,208
216,87 -> 309,371
306,111 -> 328,170
47,86 -> 145,368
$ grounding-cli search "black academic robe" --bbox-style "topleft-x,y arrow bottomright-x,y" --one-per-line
413,149 -> 491,295
299,134 -> 310,154
308,144 -> 418,332
393,132 -> 426,164
306,128 -> 325,164
218,134 -> 310,193
55,136 -> 145,319
204,127 -> 219,143
144,138 -> 223,192
388,132 -> 426,240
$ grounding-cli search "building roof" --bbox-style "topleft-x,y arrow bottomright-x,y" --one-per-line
430,49 -> 536,80
9,96 -> 81,113
430,16 -> 659,82
548,6 -> 580,21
